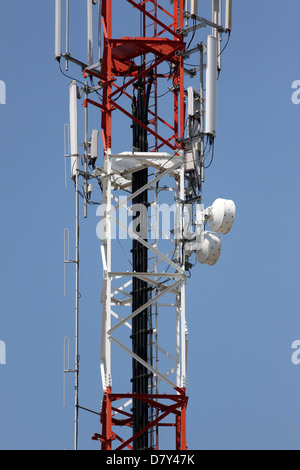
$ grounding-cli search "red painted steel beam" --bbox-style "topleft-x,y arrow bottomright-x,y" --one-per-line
109,45 -> 183,99
111,99 -> 176,151
84,98 -> 106,111
109,392 -> 186,401
111,406 -> 132,419
133,396 -> 181,416
84,97 -> 176,151
112,432 -> 133,450
148,0 -> 174,19
126,0 -> 182,39
115,401 -> 182,451
98,390 -> 187,450
109,81 -> 175,132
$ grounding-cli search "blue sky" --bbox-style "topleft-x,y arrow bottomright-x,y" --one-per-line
0,0 -> 300,450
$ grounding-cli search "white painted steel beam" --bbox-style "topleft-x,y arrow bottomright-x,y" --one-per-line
110,337 -> 177,389
108,280 -> 183,334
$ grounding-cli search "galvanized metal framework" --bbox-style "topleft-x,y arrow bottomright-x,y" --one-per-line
56,0 -> 234,451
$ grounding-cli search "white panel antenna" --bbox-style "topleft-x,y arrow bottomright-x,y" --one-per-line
90,129 -> 99,166
187,86 -> 201,119
205,35 -> 218,138
55,0 -> 62,59
190,0 -> 198,16
69,81 -> 79,180
87,0 -> 94,66
225,0 -> 232,33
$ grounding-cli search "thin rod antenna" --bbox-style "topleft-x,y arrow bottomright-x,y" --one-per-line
84,82 -> 88,219
74,157 -> 80,450
63,336 -> 70,407
64,227 -> 70,296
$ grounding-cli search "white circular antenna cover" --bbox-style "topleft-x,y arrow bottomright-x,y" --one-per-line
209,199 -> 236,234
196,231 -> 222,266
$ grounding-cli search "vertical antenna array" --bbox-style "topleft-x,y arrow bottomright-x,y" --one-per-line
55,0 -> 236,451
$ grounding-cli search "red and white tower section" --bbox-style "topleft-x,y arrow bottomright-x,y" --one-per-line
56,0 -> 236,451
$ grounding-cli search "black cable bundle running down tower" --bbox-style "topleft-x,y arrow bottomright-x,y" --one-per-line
131,74 -> 153,450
